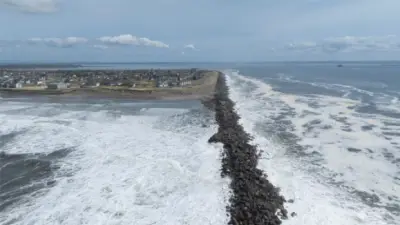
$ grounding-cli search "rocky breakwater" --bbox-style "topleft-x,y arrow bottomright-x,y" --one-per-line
207,72 -> 288,225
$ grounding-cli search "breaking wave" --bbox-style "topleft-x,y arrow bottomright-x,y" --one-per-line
225,69 -> 400,225
1,65 -> 400,225
0,99 -> 230,225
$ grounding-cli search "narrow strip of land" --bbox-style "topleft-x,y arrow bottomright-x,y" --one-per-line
0,69 -> 219,100
206,72 -> 288,225
67,71 -> 219,100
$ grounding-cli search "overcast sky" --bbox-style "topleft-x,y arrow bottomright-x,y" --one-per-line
0,0 -> 399,62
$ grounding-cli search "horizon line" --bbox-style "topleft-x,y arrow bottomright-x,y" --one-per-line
1,60 -> 400,65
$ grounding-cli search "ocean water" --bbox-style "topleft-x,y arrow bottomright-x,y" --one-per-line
226,62 -> 400,225
0,97 -> 229,225
1,61 -> 400,225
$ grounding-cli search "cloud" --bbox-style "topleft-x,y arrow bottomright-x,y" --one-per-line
184,44 -> 198,51
27,37 -> 88,47
97,34 -> 169,48
92,44 -> 108,50
1,34 -> 172,50
284,42 -> 318,52
2,0 -> 58,13
284,35 -> 400,53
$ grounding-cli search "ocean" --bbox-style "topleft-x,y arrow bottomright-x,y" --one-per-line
0,62 -> 399,225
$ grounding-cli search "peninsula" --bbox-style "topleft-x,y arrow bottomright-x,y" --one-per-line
0,68 -> 218,100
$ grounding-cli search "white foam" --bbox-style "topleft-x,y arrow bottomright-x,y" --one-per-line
0,101 -> 33,112
277,73 -> 400,116
277,74 -> 376,97
375,94 -> 400,114
225,70 -> 397,225
0,101 -> 230,225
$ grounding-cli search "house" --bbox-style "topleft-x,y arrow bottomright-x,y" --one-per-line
37,81 -> 46,87
179,78 -> 192,86
57,82 -> 69,89
46,82 -> 69,90
46,83 -> 58,89
156,80 -> 169,88
16,82 -> 24,88
5,83 -> 14,88
180,80 -> 191,86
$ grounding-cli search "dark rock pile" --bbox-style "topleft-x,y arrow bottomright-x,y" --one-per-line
208,72 -> 288,225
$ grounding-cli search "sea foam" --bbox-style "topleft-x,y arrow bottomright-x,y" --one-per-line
0,100 -> 229,225
225,70 -> 398,225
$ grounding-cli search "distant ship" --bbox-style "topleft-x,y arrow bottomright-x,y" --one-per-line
337,64 -> 343,67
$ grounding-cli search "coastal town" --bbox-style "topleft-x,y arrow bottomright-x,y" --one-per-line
0,68 -> 203,90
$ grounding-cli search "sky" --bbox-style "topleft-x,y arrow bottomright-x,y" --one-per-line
0,0 -> 400,62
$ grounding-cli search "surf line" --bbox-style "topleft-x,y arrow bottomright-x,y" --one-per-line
206,72 -> 288,225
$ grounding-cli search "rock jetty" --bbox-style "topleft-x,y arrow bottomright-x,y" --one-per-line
207,72 -> 288,225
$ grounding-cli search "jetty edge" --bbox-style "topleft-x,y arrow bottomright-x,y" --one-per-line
205,71 -> 289,225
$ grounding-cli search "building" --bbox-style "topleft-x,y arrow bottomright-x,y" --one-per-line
180,80 -> 192,86
156,80 -> 169,88
46,84 -> 58,89
57,82 -> 69,89
15,82 -> 24,88
46,82 -> 69,89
